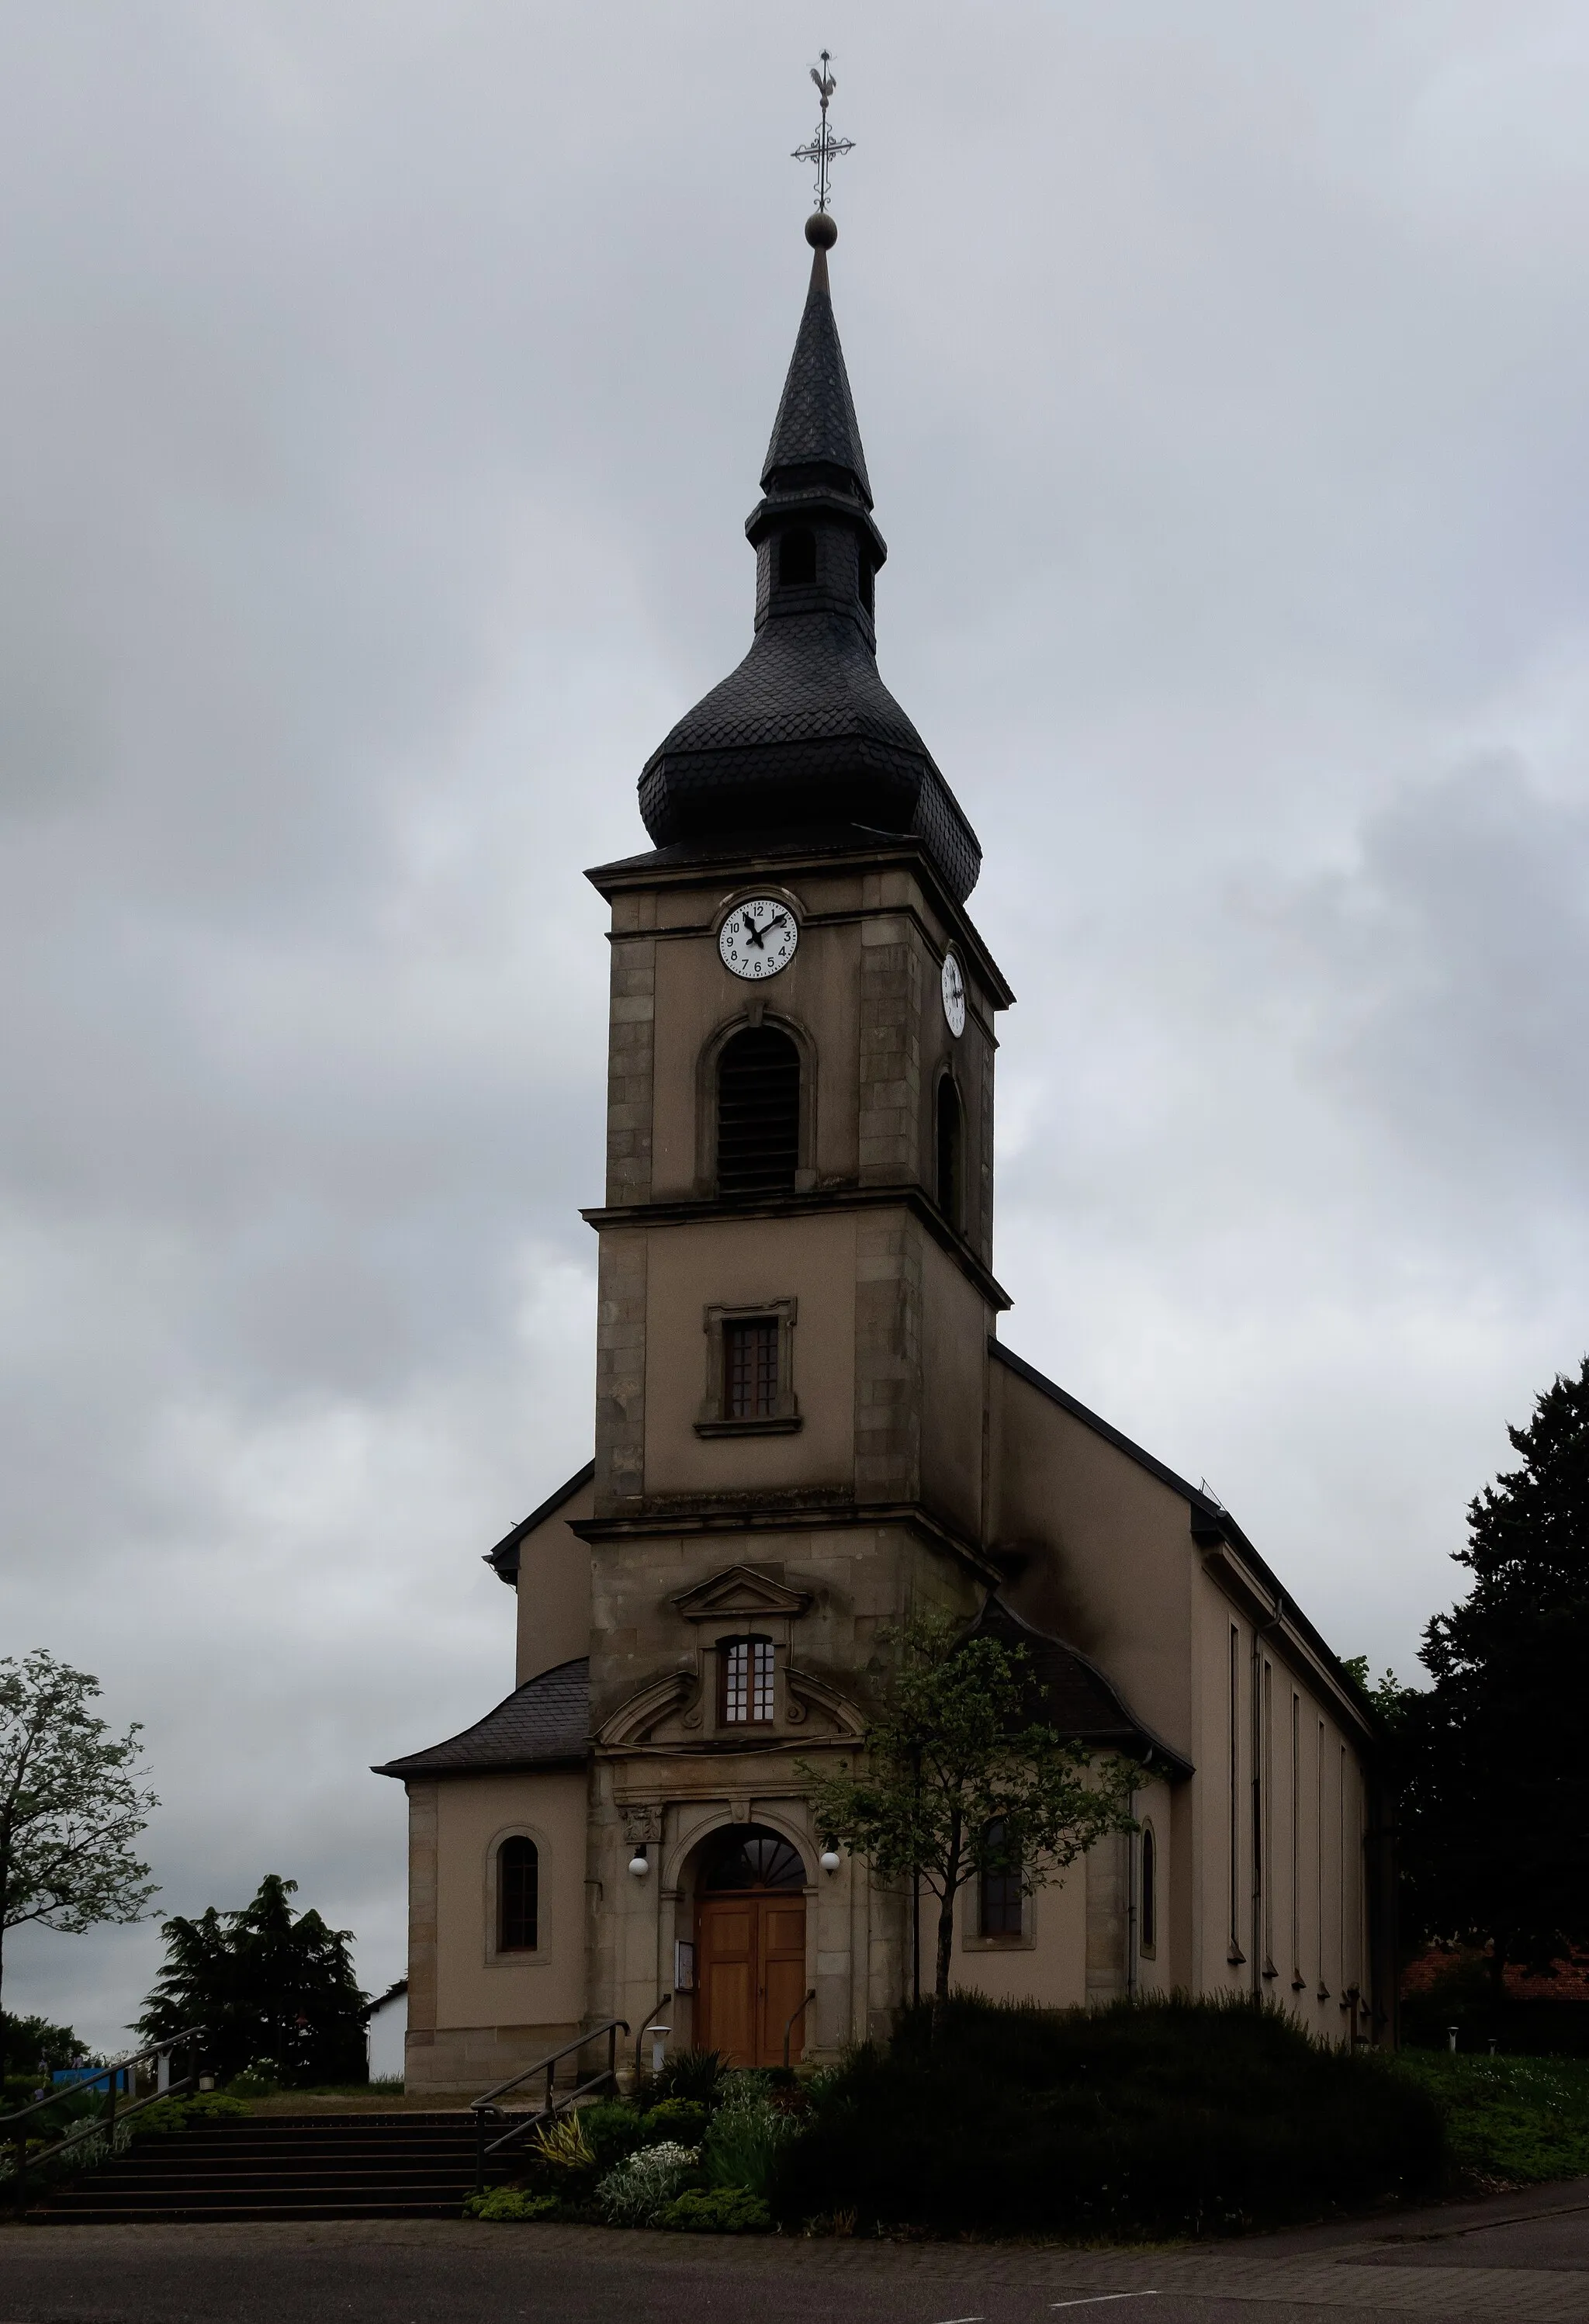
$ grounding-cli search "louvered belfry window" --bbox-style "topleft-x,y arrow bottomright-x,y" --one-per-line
716,1027 -> 800,1197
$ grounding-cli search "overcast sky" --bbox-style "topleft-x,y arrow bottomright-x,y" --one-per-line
5,1 -> 1589,2054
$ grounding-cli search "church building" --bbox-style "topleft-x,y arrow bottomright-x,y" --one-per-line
376,210 -> 1392,2091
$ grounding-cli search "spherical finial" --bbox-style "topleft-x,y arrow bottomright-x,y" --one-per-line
805,211 -> 838,250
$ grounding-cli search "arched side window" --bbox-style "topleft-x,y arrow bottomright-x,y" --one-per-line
858,553 -> 874,618
778,527 -> 817,587
497,1836 -> 538,1953
935,1074 -> 964,1228
978,1816 -> 1023,1938
718,1635 -> 776,1727
717,1027 -> 800,1197
1140,1824 -> 1157,1958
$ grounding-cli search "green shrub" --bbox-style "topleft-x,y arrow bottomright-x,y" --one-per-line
642,2049 -> 726,2107
656,2185 -> 771,2233
704,2087 -> 795,2197
772,1993 -> 1444,2238
579,2099 -> 650,2173
597,2139 -> 701,2226
466,2186 -> 561,2222
646,2097 -> 709,2141
1395,2052 -> 1589,2184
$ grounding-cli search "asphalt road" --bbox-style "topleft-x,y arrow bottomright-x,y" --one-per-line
6,2181 -> 1589,2324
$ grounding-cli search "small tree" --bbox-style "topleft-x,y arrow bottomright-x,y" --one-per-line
799,1612 -> 1139,2014
0,1650 -> 158,2035
138,1874 -> 370,2085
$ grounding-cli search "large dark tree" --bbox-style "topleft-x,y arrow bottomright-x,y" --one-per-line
137,1874 -> 369,2086
1398,1358 -> 1589,1985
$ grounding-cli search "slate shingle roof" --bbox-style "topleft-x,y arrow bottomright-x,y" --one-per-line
761,249 -> 872,502
372,1657 -> 590,1780
637,239 -> 981,906
972,1598 -> 1194,1780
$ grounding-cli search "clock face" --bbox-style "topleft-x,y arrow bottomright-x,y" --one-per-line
718,896 -> 798,981
941,951 -> 967,1037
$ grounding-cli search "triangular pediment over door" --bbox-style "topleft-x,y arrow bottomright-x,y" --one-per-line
672,1565 -> 813,1623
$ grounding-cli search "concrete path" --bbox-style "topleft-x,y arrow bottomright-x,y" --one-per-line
7,2179 -> 1589,2324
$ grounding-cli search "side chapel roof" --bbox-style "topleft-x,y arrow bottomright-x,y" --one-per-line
972,1596 -> 1194,1781
372,1657 -> 591,1781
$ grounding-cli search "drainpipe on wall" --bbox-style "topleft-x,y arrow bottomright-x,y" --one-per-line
1125,1790 -> 1138,1999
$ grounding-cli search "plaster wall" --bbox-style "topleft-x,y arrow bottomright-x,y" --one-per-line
640,1212 -> 858,1498
988,1359 -> 1196,1759
1189,1560 -> 1373,2041
919,1256 -> 992,1541
404,1768 -> 587,2094
514,1476 -> 594,1685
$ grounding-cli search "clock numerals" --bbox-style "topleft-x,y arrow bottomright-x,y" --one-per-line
719,896 -> 799,982
941,953 -> 967,1038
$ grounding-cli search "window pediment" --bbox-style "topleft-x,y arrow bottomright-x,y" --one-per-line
673,1564 -> 812,1623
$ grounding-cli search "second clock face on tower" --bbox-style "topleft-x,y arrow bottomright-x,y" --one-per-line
941,951 -> 967,1037
718,897 -> 799,980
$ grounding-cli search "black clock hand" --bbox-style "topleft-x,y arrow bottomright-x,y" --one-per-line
743,913 -> 767,950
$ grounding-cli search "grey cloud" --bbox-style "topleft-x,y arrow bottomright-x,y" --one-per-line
6,0 -> 1589,2048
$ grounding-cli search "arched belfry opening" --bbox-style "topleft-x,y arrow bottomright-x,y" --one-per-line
777,526 -> 817,587
691,1824 -> 808,2068
935,1072 -> 964,1227
716,1027 -> 800,1197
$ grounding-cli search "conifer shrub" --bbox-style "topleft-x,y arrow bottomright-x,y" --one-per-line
771,1993 -> 1444,2238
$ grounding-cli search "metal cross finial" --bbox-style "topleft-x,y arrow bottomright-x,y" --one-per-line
791,50 -> 853,213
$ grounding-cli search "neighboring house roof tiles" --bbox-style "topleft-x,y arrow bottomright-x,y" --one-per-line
372,1657 -> 590,1780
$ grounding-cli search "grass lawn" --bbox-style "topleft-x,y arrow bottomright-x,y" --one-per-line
1397,2051 -> 1589,2186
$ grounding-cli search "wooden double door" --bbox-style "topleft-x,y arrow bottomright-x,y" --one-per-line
695,1890 -> 808,2068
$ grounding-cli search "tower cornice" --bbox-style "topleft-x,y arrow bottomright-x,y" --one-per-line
585,831 -> 1015,1010
580,1183 -> 1013,1314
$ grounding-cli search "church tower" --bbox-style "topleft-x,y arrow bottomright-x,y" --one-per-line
578,209 -> 1015,2053
379,192 -> 1389,2093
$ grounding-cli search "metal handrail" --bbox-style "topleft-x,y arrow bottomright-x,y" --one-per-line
469,2017 -> 628,2193
782,1987 -> 817,2071
4,2026 -> 207,2218
634,1989 -> 672,2077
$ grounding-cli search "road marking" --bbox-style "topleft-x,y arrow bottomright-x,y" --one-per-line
1050,2301 -> 1159,2313
934,2315 -> 985,2322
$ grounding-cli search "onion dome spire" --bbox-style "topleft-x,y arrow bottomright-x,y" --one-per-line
637,214 -> 981,904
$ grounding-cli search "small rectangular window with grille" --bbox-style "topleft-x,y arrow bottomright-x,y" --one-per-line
720,1636 -> 776,1725
724,1318 -> 780,1419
